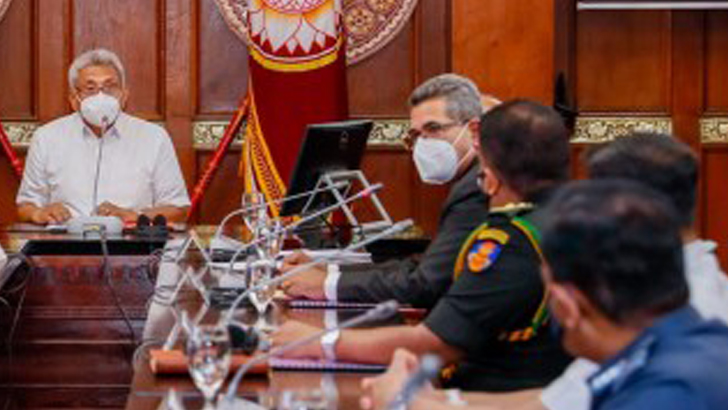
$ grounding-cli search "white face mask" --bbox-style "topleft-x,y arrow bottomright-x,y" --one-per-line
80,92 -> 121,128
413,125 -> 470,185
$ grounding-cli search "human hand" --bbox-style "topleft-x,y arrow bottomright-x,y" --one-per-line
271,320 -> 324,359
96,201 -> 137,223
31,203 -> 72,225
280,263 -> 328,300
360,348 -> 420,410
280,250 -> 314,271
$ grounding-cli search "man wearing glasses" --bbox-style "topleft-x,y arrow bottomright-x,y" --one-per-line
280,74 -> 494,309
16,48 -> 190,225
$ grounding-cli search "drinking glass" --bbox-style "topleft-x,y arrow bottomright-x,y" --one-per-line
241,192 -> 267,241
186,324 -> 232,409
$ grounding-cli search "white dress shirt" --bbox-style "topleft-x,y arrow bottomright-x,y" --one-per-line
541,240 -> 728,410
17,112 -> 190,217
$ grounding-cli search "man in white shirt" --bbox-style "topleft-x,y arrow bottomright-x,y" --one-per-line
359,133 -> 728,410
16,48 -> 190,225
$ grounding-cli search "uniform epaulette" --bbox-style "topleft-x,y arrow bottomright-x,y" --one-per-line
489,202 -> 535,217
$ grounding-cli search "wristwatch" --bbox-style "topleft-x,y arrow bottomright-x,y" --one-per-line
321,329 -> 341,362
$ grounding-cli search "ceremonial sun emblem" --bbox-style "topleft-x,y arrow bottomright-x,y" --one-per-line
214,0 -> 419,65
244,0 -> 343,71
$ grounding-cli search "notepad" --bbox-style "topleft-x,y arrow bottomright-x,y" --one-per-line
270,358 -> 387,373
287,300 -> 379,310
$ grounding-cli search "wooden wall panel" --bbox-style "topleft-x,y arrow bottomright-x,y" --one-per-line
348,21 -> 415,117
452,0 -> 558,104
0,0 -> 34,119
71,0 -> 164,119
705,12 -> 728,112
576,11 -> 671,112
196,0 -> 248,117
701,148 -> 728,267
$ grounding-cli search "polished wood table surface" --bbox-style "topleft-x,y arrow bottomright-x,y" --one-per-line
0,228 -> 392,410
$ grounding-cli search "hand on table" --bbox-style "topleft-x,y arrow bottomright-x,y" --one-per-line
280,251 -> 328,300
31,203 -> 72,225
270,320 -> 324,359
360,348 -> 421,410
96,201 -> 138,223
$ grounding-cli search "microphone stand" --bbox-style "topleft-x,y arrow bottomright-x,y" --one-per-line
210,181 -> 349,252
385,354 -> 443,410
223,183 -> 384,276
161,219 -> 411,351
222,219 -> 413,323
222,300 -> 400,403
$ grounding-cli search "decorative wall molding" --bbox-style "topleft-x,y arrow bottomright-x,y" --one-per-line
192,119 -> 408,150
700,117 -> 728,144
192,120 -> 246,150
368,119 -> 409,146
573,116 -> 673,144
2,121 -> 38,147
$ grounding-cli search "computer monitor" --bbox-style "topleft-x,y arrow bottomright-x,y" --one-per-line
279,120 -> 373,217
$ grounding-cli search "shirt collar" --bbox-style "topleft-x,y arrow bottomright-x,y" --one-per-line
588,306 -> 699,402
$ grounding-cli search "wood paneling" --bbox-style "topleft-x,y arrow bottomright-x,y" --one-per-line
348,20 -> 415,117
71,0 -> 164,119
701,148 -> 728,266
576,11 -> 671,112
705,12 -> 728,112
0,0 -> 34,120
571,9 -> 728,268
196,0 -> 248,116
452,0 -> 559,104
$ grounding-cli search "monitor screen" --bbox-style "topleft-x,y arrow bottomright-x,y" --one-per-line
279,120 -> 373,217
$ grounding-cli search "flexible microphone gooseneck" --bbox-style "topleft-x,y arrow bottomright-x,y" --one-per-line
212,181 -> 350,247
159,219 -> 412,352
385,354 -> 443,410
91,119 -> 108,216
222,218 -> 414,323
222,300 -> 400,402
223,183 -> 384,276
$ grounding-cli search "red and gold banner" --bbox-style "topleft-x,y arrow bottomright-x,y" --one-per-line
241,0 -> 349,216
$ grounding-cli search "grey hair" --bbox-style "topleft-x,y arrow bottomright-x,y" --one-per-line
68,48 -> 126,90
409,73 -> 483,122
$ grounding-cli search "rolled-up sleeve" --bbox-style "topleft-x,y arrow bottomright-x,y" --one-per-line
151,131 -> 190,208
16,131 -> 50,207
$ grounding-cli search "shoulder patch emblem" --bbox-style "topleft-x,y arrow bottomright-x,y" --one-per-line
467,229 -> 509,273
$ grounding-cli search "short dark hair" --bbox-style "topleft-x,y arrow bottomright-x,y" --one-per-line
587,133 -> 698,228
479,100 -> 570,202
542,180 -> 689,325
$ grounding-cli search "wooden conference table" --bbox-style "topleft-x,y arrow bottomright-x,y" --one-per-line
0,226 -> 411,410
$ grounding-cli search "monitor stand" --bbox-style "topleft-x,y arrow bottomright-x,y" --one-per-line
300,170 -> 393,236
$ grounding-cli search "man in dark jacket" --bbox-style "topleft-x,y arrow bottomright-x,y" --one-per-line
280,74 -> 493,308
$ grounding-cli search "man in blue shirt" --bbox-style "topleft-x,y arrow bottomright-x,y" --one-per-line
540,180 -> 728,410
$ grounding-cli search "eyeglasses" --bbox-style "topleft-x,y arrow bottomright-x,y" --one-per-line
403,121 -> 466,150
75,83 -> 123,99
